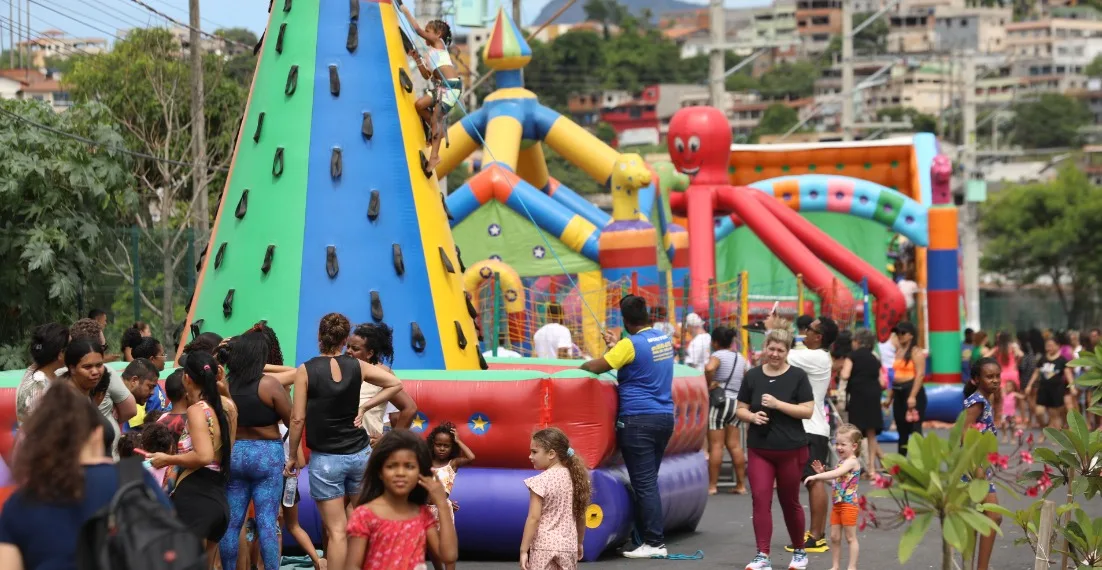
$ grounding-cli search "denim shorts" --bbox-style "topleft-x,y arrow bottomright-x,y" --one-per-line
308,445 -> 370,502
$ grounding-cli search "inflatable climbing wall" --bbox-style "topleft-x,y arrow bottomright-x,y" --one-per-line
180,0 -> 481,369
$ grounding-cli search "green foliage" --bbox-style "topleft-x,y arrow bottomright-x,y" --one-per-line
545,144 -> 603,194
1013,410 -> 1102,568
751,104 -> 799,141
1087,54 -> 1102,78
215,28 -> 260,87
1011,93 -> 1092,149
0,98 -> 135,347
1069,347 -> 1102,417
594,121 -> 617,143
877,106 -> 938,134
978,164 -> 1102,327
869,413 -> 1004,565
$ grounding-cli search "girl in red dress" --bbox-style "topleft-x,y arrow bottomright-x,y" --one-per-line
346,430 -> 457,570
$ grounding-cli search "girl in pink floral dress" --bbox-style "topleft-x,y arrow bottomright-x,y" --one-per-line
519,428 -> 593,570
346,430 -> 457,570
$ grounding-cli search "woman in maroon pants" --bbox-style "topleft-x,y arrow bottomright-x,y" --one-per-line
736,328 -> 815,570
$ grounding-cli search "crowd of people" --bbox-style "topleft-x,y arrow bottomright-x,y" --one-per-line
0,298 -> 1091,570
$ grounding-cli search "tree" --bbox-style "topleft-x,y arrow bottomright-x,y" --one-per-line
1011,93 -> 1091,149
752,103 -> 800,140
0,99 -> 135,353
215,28 -> 260,87
583,0 -> 628,38
523,30 -> 605,111
600,17 -> 685,93
877,106 -> 938,134
594,121 -> 617,144
822,12 -> 889,63
756,61 -> 819,100
545,144 -> 603,194
1086,53 -> 1102,77
979,164 -> 1102,327
65,28 -> 248,346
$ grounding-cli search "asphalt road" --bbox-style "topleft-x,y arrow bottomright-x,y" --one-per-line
466,432 -> 1097,570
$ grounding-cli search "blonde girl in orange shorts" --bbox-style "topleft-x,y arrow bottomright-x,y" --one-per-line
804,424 -> 863,570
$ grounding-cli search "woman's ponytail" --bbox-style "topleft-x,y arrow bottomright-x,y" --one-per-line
183,351 -> 232,475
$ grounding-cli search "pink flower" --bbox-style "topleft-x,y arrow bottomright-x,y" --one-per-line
872,474 -> 893,489
1014,429 -> 1024,439
973,422 -> 987,431
1019,451 -> 1033,464
1027,433 -> 1035,445
858,517 -> 867,531
1043,464 -> 1054,476
1026,486 -> 1039,498
902,506 -> 916,521
857,495 -> 868,510
1038,472 -> 1053,491
987,453 -> 1009,470
890,465 -> 901,476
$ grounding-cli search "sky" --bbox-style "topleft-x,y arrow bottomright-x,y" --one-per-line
10,0 -> 769,47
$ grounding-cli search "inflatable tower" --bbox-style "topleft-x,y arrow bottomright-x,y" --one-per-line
179,0 -> 481,369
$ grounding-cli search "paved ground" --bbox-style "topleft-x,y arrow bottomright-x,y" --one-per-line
465,430 -> 1099,569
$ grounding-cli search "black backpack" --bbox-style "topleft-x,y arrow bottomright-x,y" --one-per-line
76,458 -> 205,570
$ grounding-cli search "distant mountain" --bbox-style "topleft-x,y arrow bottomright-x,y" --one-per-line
531,0 -> 703,26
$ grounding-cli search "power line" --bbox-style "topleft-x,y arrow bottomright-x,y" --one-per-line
144,0 -> 226,31
0,104 -> 230,172
72,0 -> 165,31
26,0 -> 126,40
125,0 -> 249,49
0,16 -> 103,59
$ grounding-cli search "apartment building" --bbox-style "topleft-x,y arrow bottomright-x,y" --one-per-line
567,90 -> 634,125
730,97 -> 816,138
16,29 -> 107,68
600,84 -> 730,137
0,69 -> 71,112
1006,17 -> 1102,60
796,0 -> 842,54
887,0 -> 964,53
933,7 -> 1012,53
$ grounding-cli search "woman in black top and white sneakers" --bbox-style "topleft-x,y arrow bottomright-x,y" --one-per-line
284,313 -> 404,570
705,326 -> 749,495
736,328 -> 815,570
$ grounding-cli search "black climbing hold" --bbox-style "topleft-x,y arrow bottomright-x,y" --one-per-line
276,23 -> 286,54
362,112 -> 373,139
478,352 -> 488,370
283,0 -> 291,11
400,29 -> 413,53
329,64 -> 340,96
454,321 -> 468,349
441,193 -> 453,220
253,112 -> 265,143
190,322 -> 202,340
215,242 -> 227,269
350,0 -> 359,21
455,245 -> 466,273
331,148 -> 343,178
346,22 -> 358,53
326,245 -> 339,278
196,244 -> 209,273
193,318 -> 204,332
465,292 -> 478,318
420,116 -> 432,143
399,68 -> 413,93
370,290 -> 383,321
253,31 -> 265,55
235,190 -> 249,219
261,245 -> 275,274
392,244 -> 405,276
367,190 -> 380,221
419,150 -> 432,177
223,289 -> 235,318
285,65 -> 298,96
439,247 -> 455,273
410,322 -> 426,353
273,147 -> 285,176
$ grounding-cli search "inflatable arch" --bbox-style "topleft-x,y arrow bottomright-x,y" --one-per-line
463,259 -> 528,350
713,175 -> 930,247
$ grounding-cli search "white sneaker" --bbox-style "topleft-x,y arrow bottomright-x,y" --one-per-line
746,552 -> 772,570
788,551 -> 808,570
622,543 -> 668,559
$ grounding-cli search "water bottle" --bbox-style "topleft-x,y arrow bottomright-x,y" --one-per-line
282,475 -> 298,508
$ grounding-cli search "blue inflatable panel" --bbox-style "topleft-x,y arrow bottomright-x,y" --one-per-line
877,431 -> 899,443
604,452 -> 709,535
924,383 -> 965,423
449,467 -> 631,561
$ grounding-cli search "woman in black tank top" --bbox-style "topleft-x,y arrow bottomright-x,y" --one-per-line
218,329 -> 292,570
284,313 -> 404,570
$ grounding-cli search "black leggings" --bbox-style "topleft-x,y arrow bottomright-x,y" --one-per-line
892,383 -> 927,457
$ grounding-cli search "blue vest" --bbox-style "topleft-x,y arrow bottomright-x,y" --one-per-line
618,328 -> 675,416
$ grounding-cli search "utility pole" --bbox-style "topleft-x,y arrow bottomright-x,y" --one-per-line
15,0 -> 21,69
512,0 -> 521,26
960,51 -> 980,329
841,0 -> 854,140
188,0 -> 209,241
8,0 -> 14,69
708,0 -> 725,107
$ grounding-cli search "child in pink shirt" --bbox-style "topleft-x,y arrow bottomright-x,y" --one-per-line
520,428 -> 593,570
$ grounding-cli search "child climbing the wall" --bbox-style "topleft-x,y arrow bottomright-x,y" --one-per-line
520,427 -> 592,570
398,2 -> 460,174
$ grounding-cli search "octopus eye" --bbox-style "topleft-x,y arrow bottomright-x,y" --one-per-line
674,137 -> 685,153
688,136 -> 701,152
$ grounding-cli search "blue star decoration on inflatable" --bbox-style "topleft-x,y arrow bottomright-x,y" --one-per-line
532,245 -> 546,259
488,223 -> 502,237
468,413 -> 491,434
410,411 -> 429,433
